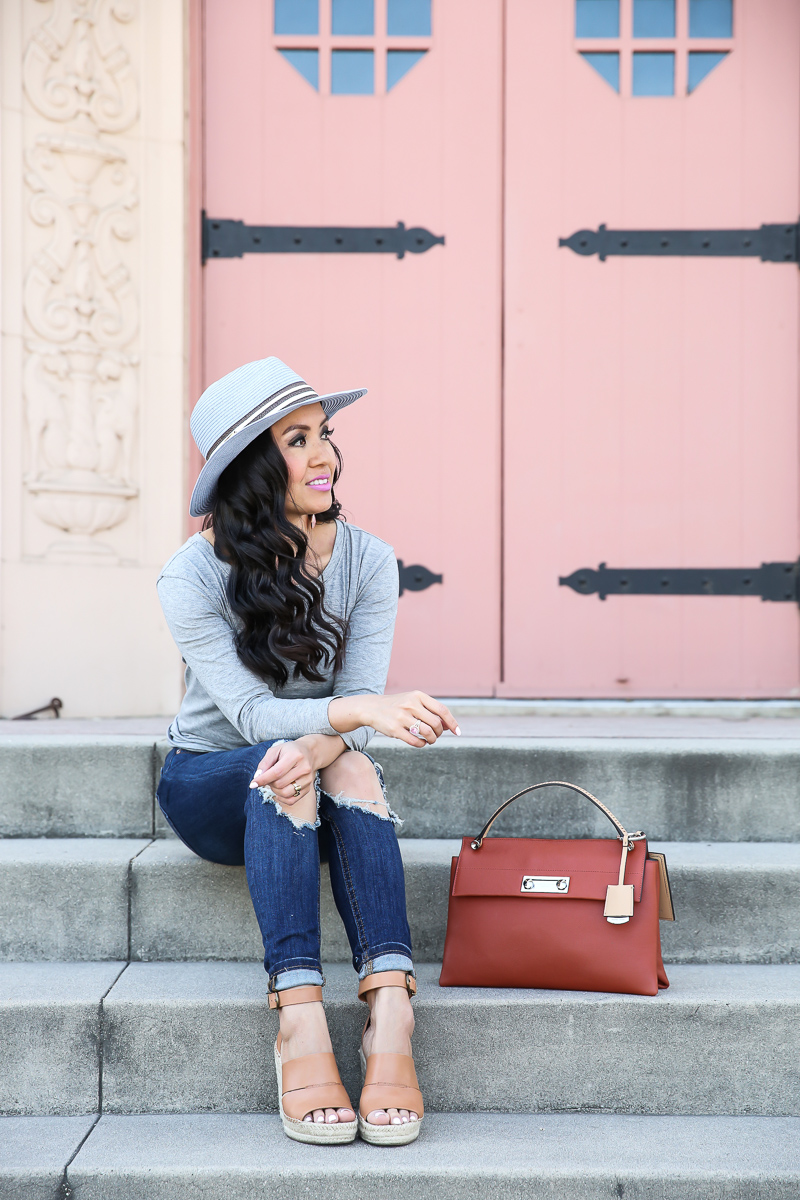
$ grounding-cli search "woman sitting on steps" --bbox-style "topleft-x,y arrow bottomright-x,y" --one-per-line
156,357 -> 459,1146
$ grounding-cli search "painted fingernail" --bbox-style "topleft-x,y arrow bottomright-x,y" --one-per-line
249,779 -> 258,788
455,725 -> 462,736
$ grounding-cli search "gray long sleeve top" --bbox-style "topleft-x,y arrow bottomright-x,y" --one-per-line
157,522 -> 398,753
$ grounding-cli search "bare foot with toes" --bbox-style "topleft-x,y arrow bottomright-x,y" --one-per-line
279,1001 -> 356,1125
362,984 -> 419,1126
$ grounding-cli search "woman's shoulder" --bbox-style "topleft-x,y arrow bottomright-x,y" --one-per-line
334,523 -> 398,605
335,520 -> 398,580
337,520 -> 394,561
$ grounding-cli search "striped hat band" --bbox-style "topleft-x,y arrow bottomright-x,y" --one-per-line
205,381 -> 319,460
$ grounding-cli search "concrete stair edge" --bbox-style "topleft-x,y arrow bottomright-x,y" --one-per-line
0,1114 -> 97,1200
5,735 -> 800,840
3,961 -> 799,1118
2,836 -> 799,965
3,1112 -> 800,1200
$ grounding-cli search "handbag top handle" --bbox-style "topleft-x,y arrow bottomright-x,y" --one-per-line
470,781 -> 644,851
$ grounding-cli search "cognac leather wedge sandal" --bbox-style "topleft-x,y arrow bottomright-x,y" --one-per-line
270,985 -> 357,1145
357,971 -> 424,1146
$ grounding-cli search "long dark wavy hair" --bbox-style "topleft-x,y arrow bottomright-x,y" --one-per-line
205,427 -> 347,687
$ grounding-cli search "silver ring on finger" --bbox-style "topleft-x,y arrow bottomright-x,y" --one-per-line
409,721 -> 423,738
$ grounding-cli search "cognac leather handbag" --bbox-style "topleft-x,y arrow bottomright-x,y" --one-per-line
439,782 -> 674,997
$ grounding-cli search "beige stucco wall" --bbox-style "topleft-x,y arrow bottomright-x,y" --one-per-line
0,0 -> 187,716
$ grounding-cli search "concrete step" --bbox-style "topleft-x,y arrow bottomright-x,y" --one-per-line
4,735 -> 800,841
3,962 -> 799,1117
2,837 -> 799,964
0,736 -> 158,837
375,738 -> 800,841
130,838 -> 800,967
0,839 -> 151,960
0,963 -> 124,1116
1,1115 -> 98,1200
4,1113 -> 799,1200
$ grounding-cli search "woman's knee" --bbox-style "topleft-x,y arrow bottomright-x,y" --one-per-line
320,751 -> 383,804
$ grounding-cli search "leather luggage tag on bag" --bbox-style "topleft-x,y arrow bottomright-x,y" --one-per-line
604,883 -> 635,923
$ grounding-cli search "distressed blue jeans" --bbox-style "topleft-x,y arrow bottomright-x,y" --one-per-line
156,740 -> 414,992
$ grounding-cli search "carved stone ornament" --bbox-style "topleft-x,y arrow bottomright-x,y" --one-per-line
22,0 -> 139,555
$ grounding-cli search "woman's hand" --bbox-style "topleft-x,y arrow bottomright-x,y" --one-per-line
250,740 -> 314,803
328,691 -> 461,748
249,734 -> 345,803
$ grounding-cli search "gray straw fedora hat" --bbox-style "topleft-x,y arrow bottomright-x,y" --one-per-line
189,357 -> 366,516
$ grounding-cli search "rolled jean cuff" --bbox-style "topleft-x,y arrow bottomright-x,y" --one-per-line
358,953 -> 414,981
273,967 -> 325,992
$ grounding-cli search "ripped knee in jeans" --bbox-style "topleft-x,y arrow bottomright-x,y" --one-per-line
257,786 -> 321,832
316,755 -> 403,827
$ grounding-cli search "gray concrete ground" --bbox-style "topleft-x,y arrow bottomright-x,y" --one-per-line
0,962 -> 124,1115
0,737 -> 157,837
3,700 -> 799,1191
0,839 -> 150,959
0,1115 -> 97,1200
50,1112 -> 800,1200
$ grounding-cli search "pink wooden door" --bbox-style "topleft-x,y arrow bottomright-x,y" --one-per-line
502,0 -> 800,697
202,0 -> 503,695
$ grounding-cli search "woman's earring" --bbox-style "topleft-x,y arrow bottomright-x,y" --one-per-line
310,514 -> 317,529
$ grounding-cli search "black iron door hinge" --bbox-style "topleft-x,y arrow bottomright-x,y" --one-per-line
559,222 -> 799,263
11,696 -> 63,720
397,560 -> 443,598
202,212 -> 444,263
559,561 -> 800,604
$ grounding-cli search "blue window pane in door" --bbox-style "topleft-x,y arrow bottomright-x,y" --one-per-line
689,0 -> 732,37
387,0 -> 431,36
688,50 -> 727,91
274,0 -> 318,35
580,52 -> 619,91
632,51 -> 674,94
331,49 -> 374,93
387,49 -> 426,89
633,0 -> 675,37
575,0 -> 619,37
279,49 -> 319,89
332,0 -> 373,35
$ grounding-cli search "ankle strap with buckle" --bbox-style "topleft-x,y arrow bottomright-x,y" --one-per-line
267,984 -> 323,1010
357,971 -> 417,1002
